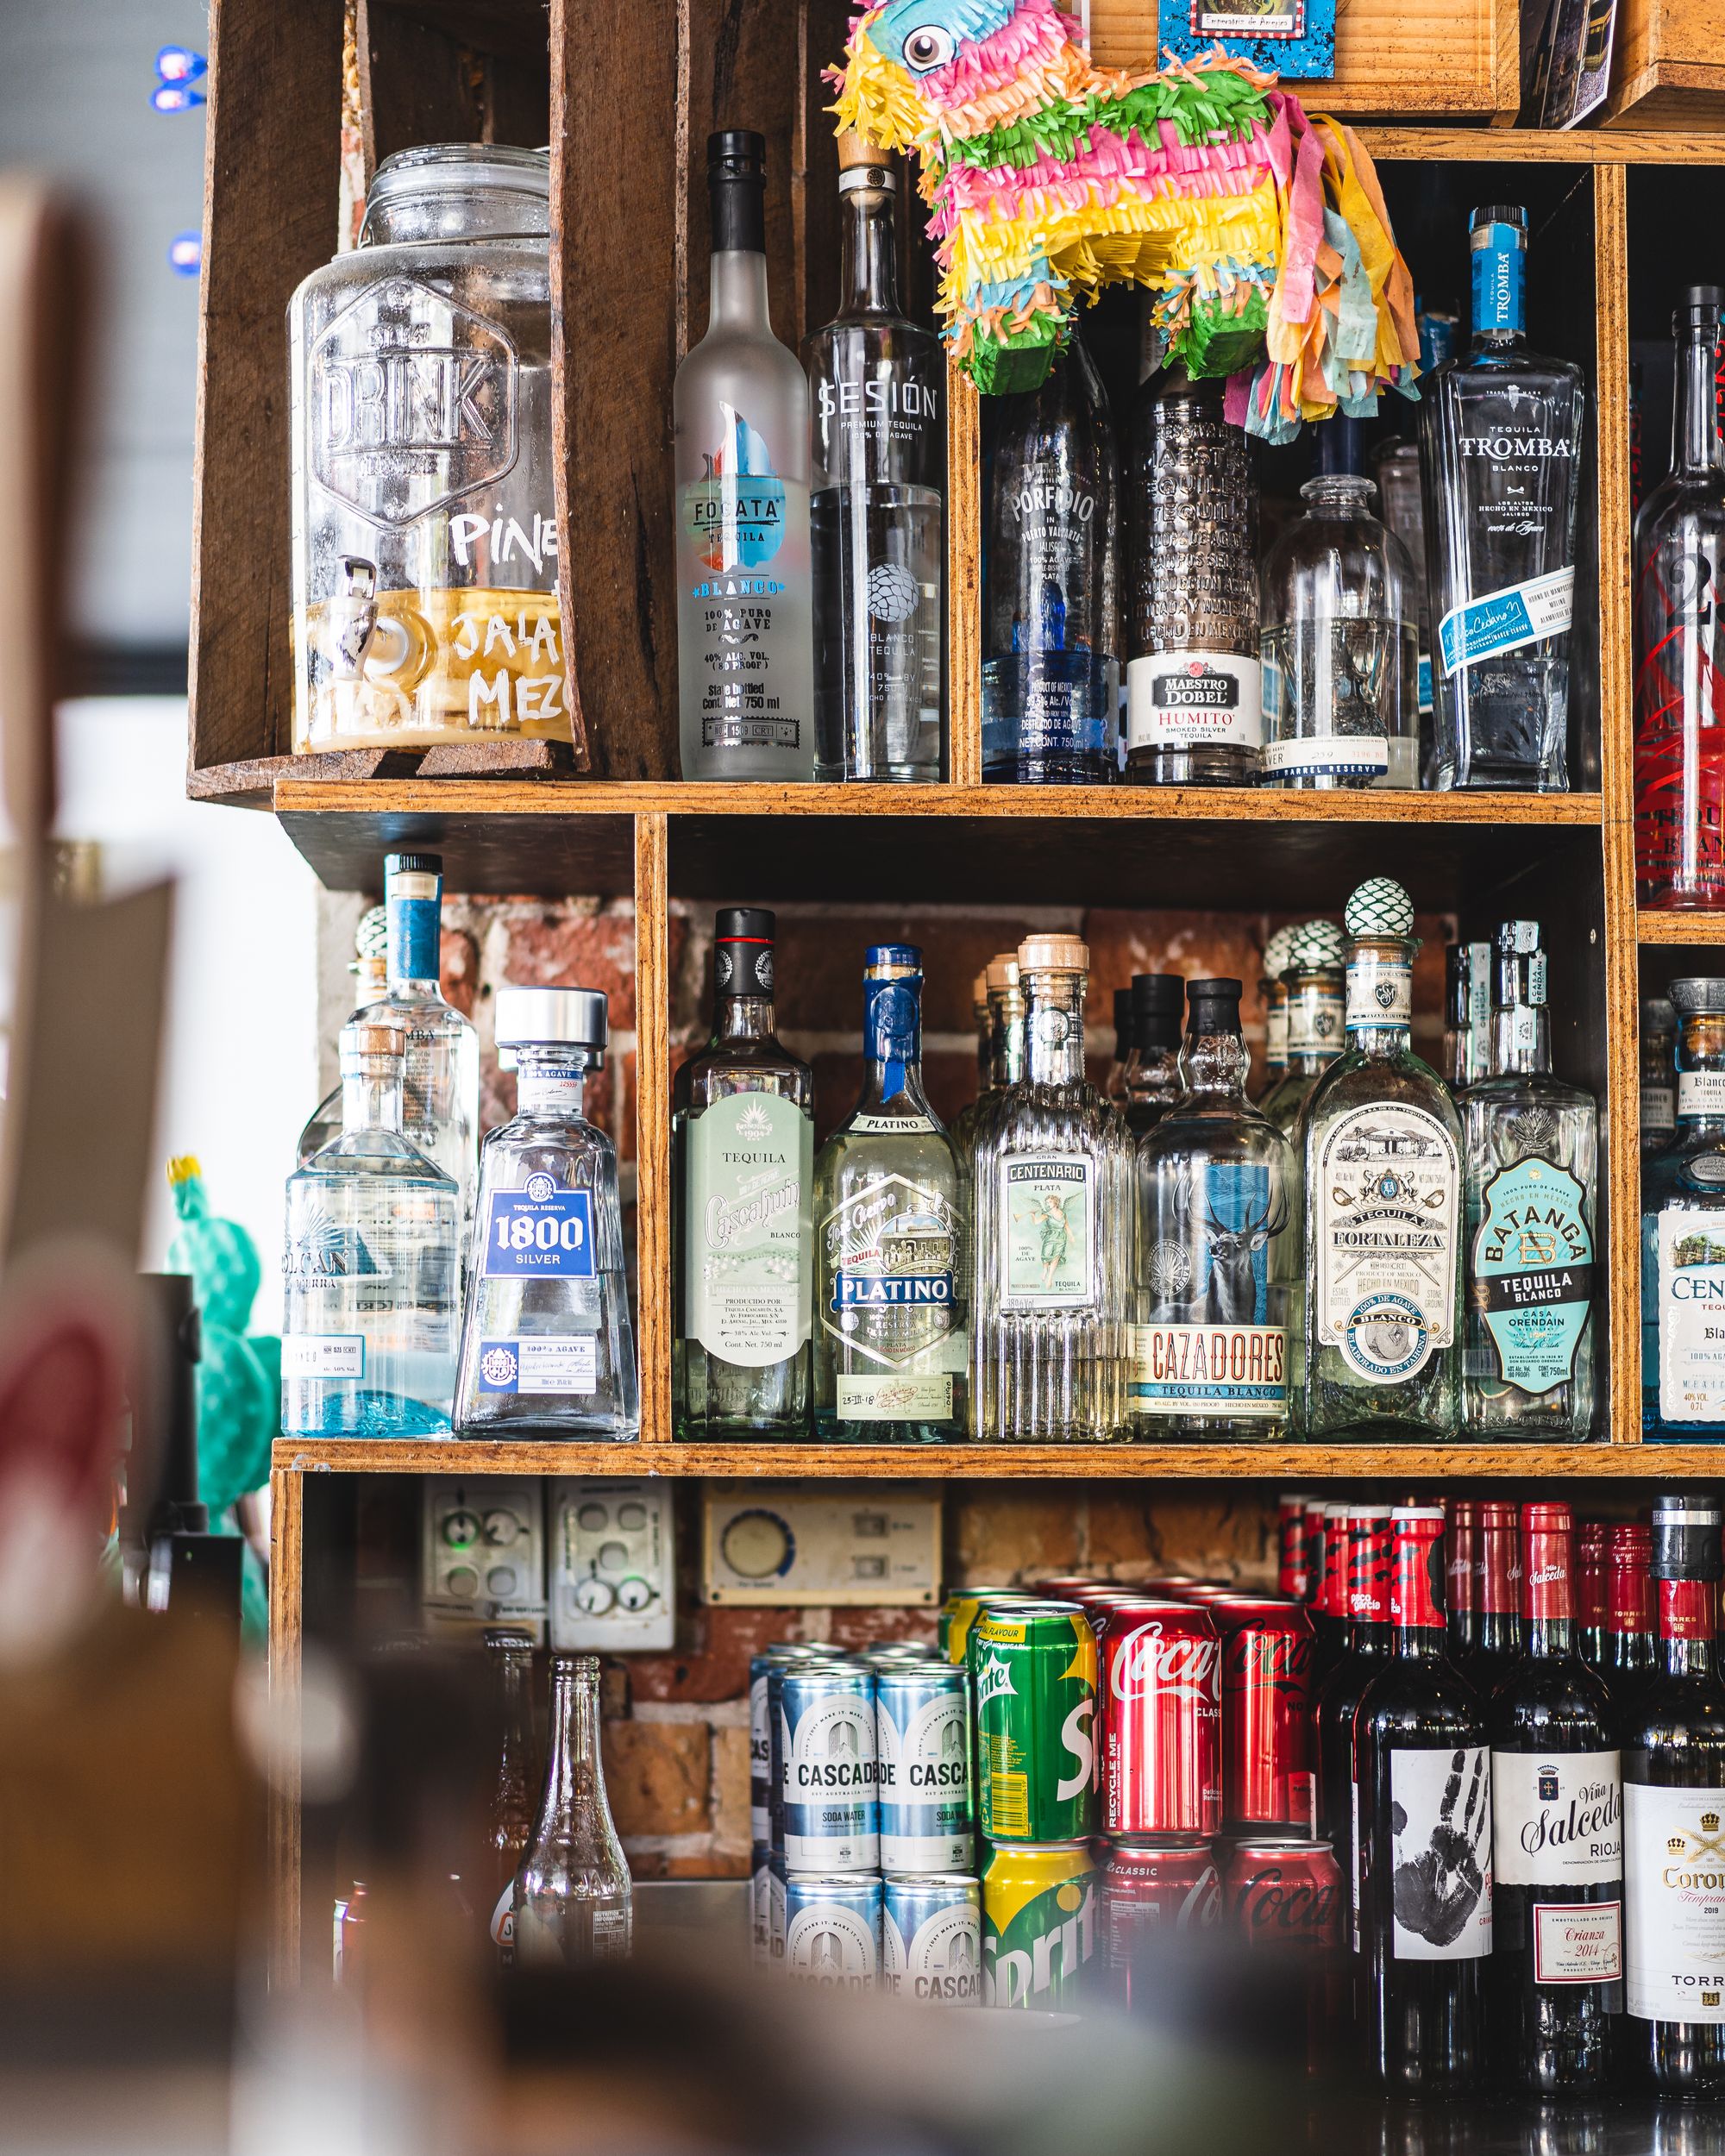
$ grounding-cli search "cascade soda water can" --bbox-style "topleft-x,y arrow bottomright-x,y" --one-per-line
981,1840 -> 1099,2009
765,1644 -> 847,1855
1210,1596 -> 1318,1832
875,1663 -> 973,1872
1099,1599 -> 1222,1836
1100,1834 -> 1221,2005
969,1601 -> 1099,1842
780,1661 -> 878,1871
750,1645 -> 819,1846
881,1874 -> 982,2002
783,1872 -> 881,1989
940,1587 -> 1037,1664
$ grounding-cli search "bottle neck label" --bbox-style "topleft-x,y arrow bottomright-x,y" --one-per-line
1264,997 -> 1288,1066
1642,1083 -> 1675,1138
862,975 -> 923,1098
1470,226 -> 1525,336
1345,952 -> 1412,1031
1608,1558 -> 1653,1636
518,1071 -> 586,1114
1348,1514 -> 1394,1624
1491,1752 -> 1622,1894
1389,1516 -> 1446,1632
387,874 -> 442,985
717,937 -> 775,999
1521,1529 -> 1572,1623
1659,1577 -> 1718,1643
1287,986 -> 1343,1059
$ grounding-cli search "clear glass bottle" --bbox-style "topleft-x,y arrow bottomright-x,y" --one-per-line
981,337 -> 1121,785
1417,205 -> 1582,792
971,935 -> 1132,1439
281,1022 -> 460,1437
805,142 -> 944,782
1104,987 -> 1134,1105
960,953 -> 1026,1178
1443,939 -> 1493,1094
813,945 -> 967,1439
289,146 -> 568,755
356,853 -> 480,1260
673,909 -> 814,1437
1634,285 -> 1725,908
1255,925 -> 1295,1103
485,1627 -> 540,1962
674,132 -> 814,781
1642,977 -> 1725,1438
298,905 -> 387,1164
1258,424 -> 1420,791
1460,920 -> 1597,1437
511,1652 -> 632,1967
1373,436 -> 1435,778
1124,973 -> 1185,1136
1261,920 -> 1346,1136
1641,993 -> 1678,1158
1126,367 -> 1260,787
1130,978 -> 1297,1438
948,969 -> 993,1173
1301,877 -> 1463,1438
454,988 -> 638,1438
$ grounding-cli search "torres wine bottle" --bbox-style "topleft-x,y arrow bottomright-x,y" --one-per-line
1623,1494 -> 1725,2098
1487,1501 -> 1622,2096
1356,1504 -> 1493,2096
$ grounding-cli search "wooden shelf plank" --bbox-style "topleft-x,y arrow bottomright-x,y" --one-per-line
1358,128 -> 1725,164
1638,911 -> 1725,944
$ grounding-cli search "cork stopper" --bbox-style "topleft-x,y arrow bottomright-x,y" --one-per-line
972,968 -> 990,1012
986,953 -> 1022,995
1017,933 -> 1088,978
339,1021 -> 404,1074
837,131 -> 895,192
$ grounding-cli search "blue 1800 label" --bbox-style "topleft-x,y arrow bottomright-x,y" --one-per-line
1440,568 -> 1573,674
482,1176 -> 594,1277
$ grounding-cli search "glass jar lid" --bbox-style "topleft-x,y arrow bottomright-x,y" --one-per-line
360,143 -> 550,247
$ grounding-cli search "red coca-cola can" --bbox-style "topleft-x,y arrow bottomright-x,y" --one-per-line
1036,1576 -> 1102,1600
1209,1597 -> 1318,1833
1099,1600 -> 1222,1836
1101,1834 -> 1220,1998
1222,1837 -> 1345,1954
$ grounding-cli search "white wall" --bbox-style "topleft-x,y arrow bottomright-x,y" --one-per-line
54,697 -> 320,1330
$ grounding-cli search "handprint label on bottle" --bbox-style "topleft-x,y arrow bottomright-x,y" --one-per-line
1389,1745 -> 1494,1960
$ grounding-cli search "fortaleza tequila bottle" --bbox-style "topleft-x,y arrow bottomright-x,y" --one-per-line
1417,205 -> 1582,791
1301,878 -> 1463,1438
813,946 -> 967,1440
1460,921 -> 1596,1437
454,989 -> 638,1438
971,936 -> 1132,1439
1642,977 -> 1725,1439
673,910 -> 813,1438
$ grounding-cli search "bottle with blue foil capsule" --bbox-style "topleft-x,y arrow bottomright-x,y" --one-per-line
812,945 -> 967,1440
282,1022 -> 460,1437
455,988 -> 637,1437
1417,205 -> 1582,791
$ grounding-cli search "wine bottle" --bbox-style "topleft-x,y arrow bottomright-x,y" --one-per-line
1577,1519 -> 1608,1670
1312,1499 -> 1352,1676
1488,1501 -> 1622,2096
1465,1499 -> 1525,1699
1316,1503 -> 1392,1964
1446,1497 -> 1480,1664
1356,1503 -> 1492,2096
1623,1494 -> 1725,2097
1601,1520 -> 1656,1696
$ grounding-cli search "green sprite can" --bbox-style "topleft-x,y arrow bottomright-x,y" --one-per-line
981,1839 -> 1099,2009
969,1601 -> 1098,1842
939,1587 -> 1039,1666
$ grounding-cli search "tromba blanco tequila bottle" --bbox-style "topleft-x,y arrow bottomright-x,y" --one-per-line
674,132 -> 814,780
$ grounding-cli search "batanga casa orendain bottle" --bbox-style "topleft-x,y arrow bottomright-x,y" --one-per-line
453,988 -> 637,1438
511,1652 -> 631,1967
812,946 -> 967,1440
673,911 -> 813,1438
674,132 -> 814,780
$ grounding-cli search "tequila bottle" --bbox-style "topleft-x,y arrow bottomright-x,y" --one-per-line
971,935 -> 1132,1439
1642,977 -> 1725,1438
1261,920 -> 1346,1135
806,141 -> 944,782
454,989 -> 638,1438
298,904 -> 386,1165
1459,921 -> 1597,1437
674,132 -> 814,780
673,910 -> 814,1438
957,952 -> 1026,1180
281,1023 -> 460,1437
1641,993 -> 1678,1157
812,946 -> 967,1439
1131,978 -> 1297,1438
1417,205 -> 1582,791
1255,924 -> 1295,1101
1444,939 -> 1493,1092
511,1653 -> 631,1967
1301,878 -> 1463,1438
948,969 -> 992,1172
1104,987 -> 1134,1105
1123,973 -> 1184,1136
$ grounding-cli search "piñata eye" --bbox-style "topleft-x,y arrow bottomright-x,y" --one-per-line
902,23 -> 956,69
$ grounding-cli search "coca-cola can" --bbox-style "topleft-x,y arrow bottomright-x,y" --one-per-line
1098,1600 -> 1221,1836
1101,1833 -> 1220,2002
1222,1837 -> 1345,1954
1209,1597 -> 1318,1833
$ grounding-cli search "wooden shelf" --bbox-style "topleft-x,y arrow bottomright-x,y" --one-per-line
1638,910 -> 1725,945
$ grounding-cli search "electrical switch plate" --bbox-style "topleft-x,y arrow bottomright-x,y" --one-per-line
699,1482 -> 941,1606
549,1479 -> 676,1650
422,1476 -> 547,1640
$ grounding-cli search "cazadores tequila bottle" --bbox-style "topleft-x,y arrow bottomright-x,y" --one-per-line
674,910 -> 814,1438
972,935 -> 1132,1439
454,989 -> 637,1438
1642,977 -> 1725,1438
282,1024 -> 460,1437
1460,921 -> 1596,1437
1418,205 -> 1582,791
813,946 -> 966,1440
1301,878 -> 1463,1438
674,132 -> 814,780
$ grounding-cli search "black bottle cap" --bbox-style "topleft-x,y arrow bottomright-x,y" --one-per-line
1132,973 -> 1185,1050
1470,204 -> 1527,241
709,129 -> 766,254
1186,977 -> 1243,1036
385,852 -> 442,878
714,907 -> 775,1000
1314,415 -> 1364,479
1112,987 -> 1132,1053
1651,1494 -> 1723,1582
1678,285 -> 1724,330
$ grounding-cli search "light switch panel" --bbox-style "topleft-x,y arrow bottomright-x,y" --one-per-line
421,1476 -> 547,1639
549,1478 -> 676,1650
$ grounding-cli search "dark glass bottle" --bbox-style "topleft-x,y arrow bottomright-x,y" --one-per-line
1105,986 -> 1133,1105
672,909 -> 814,1437
806,142 -> 944,783
1314,1499 -> 1352,1678
1446,1498 -> 1481,1665
1356,1503 -> 1492,2096
1487,1502 -> 1622,2096
485,1628 -> 540,1963
1602,1520 -> 1656,1695
1317,1503 -> 1393,1964
981,335 -> 1120,785
1123,974 -> 1185,1134
1578,1519 -> 1608,1670
1623,1494 -> 1725,2097
1465,1499 -> 1525,1698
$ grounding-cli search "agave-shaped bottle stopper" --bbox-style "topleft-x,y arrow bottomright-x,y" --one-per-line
1344,876 -> 1415,942
1285,918 -> 1346,970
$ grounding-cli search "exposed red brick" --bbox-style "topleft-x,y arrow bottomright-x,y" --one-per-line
950,1492 -> 1082,1583
808,1052 -> 864,1142
623,1605 -> 788,1706
769,913 -> 1054,1032
500,907 -> 637,1026
921,1050 -> 979,1131
825,1608 -> 939,1651
439,929 -> 480,1018
601,1720 -> 710,1837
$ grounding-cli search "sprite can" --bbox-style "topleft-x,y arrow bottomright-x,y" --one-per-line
939,1587 -> 1038,1665
981,1840 -> 1099,2009
969,1601 -> 1098,1842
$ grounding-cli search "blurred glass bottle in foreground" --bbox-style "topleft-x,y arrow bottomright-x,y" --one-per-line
282,1024 -> 459,1437
512,1652 -> 631,1966
806,139 -> 944,782
486,1628 -> 540,1963
455,988 -> 638,1438
1634,285 -> 1725,909
298,904 -> 386,1163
